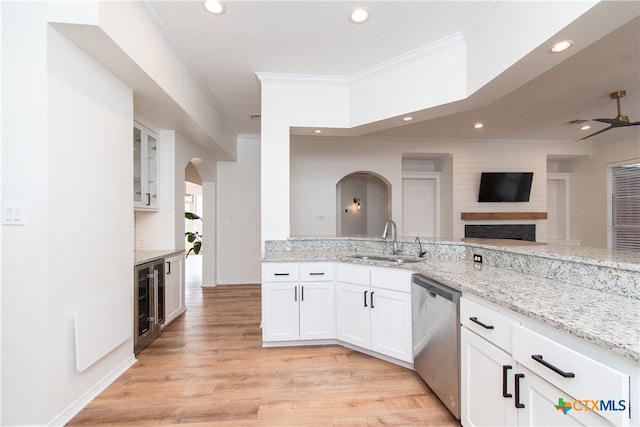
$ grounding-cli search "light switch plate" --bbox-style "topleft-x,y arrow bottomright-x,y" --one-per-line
2,203 -> 27,225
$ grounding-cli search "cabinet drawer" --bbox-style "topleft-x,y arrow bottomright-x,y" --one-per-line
513,324 -> 629,423
461,297 -> 517,353
263,263 -> 299,282
370,267 -> 411,292
299,263 -> 335,281
336,263 -> 370,285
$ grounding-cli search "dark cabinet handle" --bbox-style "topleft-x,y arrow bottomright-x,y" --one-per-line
370,291 -> 375,309
294,286 -> 297,302
274,273 -> 290,276
502,365 -> 513,398
469,317 -> 494,329
301,286 -> 304,302
146,193 -> 151,206
309,272 -> 325,276
166,261 -> 171,275
514,373 -> 525,408
364,290 -> 368,307
531,354 -> 575,378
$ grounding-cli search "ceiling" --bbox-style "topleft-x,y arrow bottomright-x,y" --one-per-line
145,1 -> 640,143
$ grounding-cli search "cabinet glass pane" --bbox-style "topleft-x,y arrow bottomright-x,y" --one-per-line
147,135 -> 157,206
133,127 -> 142,203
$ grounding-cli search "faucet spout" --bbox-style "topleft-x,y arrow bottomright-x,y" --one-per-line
382,220 -> 399,255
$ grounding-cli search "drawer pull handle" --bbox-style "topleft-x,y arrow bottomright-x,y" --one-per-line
364,290 -> 368,307
370,291 -> 375,309
274,273 -> 290,276
502,365 -> 513,398
469,317 -> 494,329
531,354 -> 575,378
514,373 -> 525,408
309,272 -> 325,276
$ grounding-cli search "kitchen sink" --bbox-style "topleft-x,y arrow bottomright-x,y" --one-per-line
350,255 -> 393,261
349,255 -> 423,264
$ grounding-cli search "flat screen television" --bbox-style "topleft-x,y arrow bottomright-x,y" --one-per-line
478,172 -> 533,202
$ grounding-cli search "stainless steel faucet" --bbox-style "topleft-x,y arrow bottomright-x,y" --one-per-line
382,220 -> 400,255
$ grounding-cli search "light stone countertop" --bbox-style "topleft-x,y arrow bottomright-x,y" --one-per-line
262,250 -> 640,362
135,249 -> 184,265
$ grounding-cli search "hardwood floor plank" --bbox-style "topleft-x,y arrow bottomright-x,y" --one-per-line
69,278 -> 459,426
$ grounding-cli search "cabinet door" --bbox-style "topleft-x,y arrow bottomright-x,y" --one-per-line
518,365 -> 618,427
299,282 -> 335,340
461,327 -> 517,427
164,255 -> 185,324
133,127 -> 143,204
262,282 -> 299,342
145,133 -> 158,208
335,281 -> 370,349
369,287 -> 412,362
133,123 -> 159,210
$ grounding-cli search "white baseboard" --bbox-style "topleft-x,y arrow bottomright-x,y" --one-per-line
49,354 -> 136,426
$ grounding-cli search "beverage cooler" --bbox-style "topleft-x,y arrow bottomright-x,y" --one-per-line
134,259 -> 165,354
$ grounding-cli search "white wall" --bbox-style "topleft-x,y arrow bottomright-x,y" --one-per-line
1,2 -> 136,422
290,136 -> 596,242
47,27 -> 135,422
217,135 -> 261,284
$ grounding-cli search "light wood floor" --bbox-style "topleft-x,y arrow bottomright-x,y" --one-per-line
69,259 -> 460,426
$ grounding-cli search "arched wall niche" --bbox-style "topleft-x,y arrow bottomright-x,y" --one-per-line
336,171 -> 391,237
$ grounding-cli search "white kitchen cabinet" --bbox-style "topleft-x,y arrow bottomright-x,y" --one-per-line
336,263 -> 412,363
461,327 -> 518,427
133,123 -> 159,210
462,296 -> 631,427
461,296 -> 519,427
262,262 -> 335,342
513,324 -> 629,427
164,254 -> 185,325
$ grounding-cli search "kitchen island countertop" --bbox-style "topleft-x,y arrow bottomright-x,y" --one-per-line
262,249 -> 640,362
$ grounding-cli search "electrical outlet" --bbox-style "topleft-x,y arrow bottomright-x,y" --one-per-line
473,254 -> 483,263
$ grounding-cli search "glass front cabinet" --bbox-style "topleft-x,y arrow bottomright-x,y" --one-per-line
133,122 -> 159,210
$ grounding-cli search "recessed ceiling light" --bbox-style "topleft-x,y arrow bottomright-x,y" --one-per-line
313,129 -> 323,134
474,123 -> 484,129
550,40 -> 572,53
349,8 -> 369,24
403,116 -> 413,122
580,125 -> 591,130
204,0 -> 225,15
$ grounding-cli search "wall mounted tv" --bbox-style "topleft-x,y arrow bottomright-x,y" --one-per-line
478,172 -> 533,202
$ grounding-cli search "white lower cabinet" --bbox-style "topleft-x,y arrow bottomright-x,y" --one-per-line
461,296 -> 631,427
164,254 -> 185,325
461,327 -> 518,427
262,262 -> 335,342
336,263 -> 412,363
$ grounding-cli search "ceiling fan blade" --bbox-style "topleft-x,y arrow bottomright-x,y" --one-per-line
580,125 -> 613,140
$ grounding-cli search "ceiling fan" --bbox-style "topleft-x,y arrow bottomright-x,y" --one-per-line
580,90 -> 640,140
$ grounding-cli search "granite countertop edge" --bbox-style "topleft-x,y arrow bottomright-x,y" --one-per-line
261,251 -> 640,362
135,249 -> 185,265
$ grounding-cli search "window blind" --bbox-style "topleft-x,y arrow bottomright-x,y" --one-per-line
611,164 -> 640,251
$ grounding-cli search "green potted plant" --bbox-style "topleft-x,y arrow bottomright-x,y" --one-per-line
185,212 -> 202,257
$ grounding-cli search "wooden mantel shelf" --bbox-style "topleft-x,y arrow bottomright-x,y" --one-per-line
461,212 -> 548,220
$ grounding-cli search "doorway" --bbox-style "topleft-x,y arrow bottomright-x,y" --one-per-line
547,175 -> 570,242
336,172 -> 390,237
402,175 -> 439,238
185,161 -> 203,285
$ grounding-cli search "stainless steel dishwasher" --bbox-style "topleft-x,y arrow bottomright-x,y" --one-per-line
412,273 -> 462,420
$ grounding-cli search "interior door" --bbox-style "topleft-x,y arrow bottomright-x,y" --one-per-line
403,178 -> 437,237
547,179 -> 567,241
